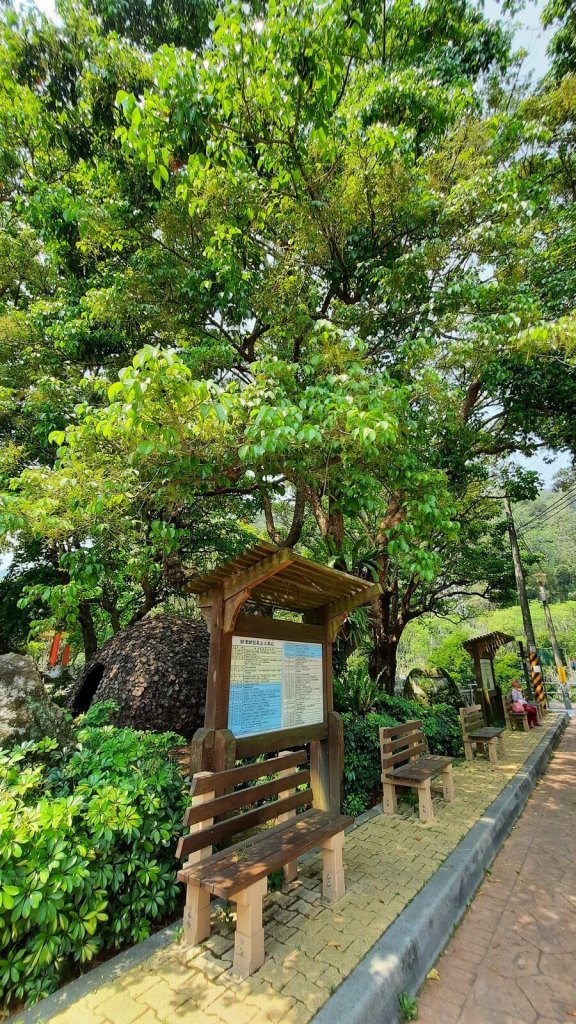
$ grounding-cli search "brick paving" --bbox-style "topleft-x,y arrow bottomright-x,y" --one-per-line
418,717 -> 576,1024
45,722 -> 555,1024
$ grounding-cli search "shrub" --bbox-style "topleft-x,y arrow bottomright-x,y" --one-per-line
419,703 -> 464,759
334,662 -> 382,715
373,694 -> 464,759
0,705 -> 188,1009
341,711 -> 397,816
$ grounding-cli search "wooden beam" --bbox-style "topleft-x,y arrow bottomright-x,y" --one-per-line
225,547 -> 295,597
324,582 -> 381,622
198,549 -> 296,607
223,588 -> 250,632
326,613 -> 347,643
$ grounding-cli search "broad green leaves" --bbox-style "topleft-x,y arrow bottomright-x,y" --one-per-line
0,719 -> 188,1008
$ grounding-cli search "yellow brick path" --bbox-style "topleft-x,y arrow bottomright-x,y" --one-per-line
49,721 -> 556,1024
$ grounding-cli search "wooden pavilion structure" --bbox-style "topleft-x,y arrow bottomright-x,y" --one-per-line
463,631 -> 514,725
186,542 -> 380,811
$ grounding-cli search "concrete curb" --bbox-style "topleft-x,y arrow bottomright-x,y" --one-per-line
8,715 -> 567,1024
312,712 -> 569,1024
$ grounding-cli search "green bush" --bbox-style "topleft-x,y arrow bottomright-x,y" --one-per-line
374,694 -> 464,759
341,693 -> 464,817
341,711 -> 397,816
334,662 -> 382,715
0,705 -> 188,1009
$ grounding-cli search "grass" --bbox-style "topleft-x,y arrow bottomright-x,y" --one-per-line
398,992 -> 419,1021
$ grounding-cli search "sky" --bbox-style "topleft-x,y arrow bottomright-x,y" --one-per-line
10,0 -> 573,494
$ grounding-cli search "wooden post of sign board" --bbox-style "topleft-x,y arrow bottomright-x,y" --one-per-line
190,586 -> 240,774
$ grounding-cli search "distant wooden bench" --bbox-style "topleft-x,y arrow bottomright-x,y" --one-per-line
176,750 -> 353,978
379,721 -> 455,824
460,704 -> 505,763
504,693 -> 542,732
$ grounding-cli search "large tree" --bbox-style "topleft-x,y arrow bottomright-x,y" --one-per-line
1,0 -> 575,683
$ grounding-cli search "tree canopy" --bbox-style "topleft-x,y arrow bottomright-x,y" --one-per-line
0,0 -> 575,686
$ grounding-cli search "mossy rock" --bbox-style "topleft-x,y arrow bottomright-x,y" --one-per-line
0,653 -> 74,748
403,667 -> 463,710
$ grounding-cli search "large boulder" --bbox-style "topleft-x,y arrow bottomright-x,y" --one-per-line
68,614 -> 209,738
0,653 -> 74,748
403,667 -> 463,711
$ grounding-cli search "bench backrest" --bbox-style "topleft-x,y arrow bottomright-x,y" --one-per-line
176,749 -> 311,860
504,693 -> 526,717
379,720 -> 426,776
460,703 -> 485,738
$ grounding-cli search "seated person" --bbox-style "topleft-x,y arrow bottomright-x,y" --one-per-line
510,680 -> 540,728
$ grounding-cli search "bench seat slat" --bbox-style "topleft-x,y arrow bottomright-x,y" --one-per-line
468,727 -> 504,740
380,720 -> 422,738
464,717 -> 484,732
381,730 -> 424,753
178,810 -> 353,898
387,754 -> 452,782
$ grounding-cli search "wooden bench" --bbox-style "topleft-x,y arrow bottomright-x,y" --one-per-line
176,749 -> 353,978
460,704 -> 505,763
379,721 -> 455,824
503,693 -> 542,731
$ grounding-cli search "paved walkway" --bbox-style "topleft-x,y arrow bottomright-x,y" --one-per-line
418,718 -> 576,1024
36,724 -> 556,1024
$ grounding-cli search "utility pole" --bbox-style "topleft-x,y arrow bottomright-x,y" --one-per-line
534,573 -> 572,710
517,639 -> 532,692
503,496 -> 545,707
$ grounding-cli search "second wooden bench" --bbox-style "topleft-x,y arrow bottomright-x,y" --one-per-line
460,704 -> 505,763
379,720 -> 455,824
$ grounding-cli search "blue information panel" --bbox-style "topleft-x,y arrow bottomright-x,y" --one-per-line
228,636 -> 324,738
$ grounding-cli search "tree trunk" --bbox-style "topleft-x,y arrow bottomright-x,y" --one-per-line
368,590 -> 401,694
332,623 -> 357,678
78,601 -> 98,661
369,632 -> 399,694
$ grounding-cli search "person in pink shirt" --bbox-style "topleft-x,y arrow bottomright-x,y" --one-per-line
511,681 -> 540,728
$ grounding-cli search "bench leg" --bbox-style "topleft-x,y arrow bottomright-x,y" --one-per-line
232,878 -> 266,979
277,751 -> 298,884
441,765 -> 455,802
183,884 -> 211,947
463,740 -> 474,762
487,740 -> 498,764
322,832 -> 345,903
382,779 -> 397,815
417,779 -> 434,823
522,715 -> 529,732
284,861 -> 298,883
497,734 -> 505,756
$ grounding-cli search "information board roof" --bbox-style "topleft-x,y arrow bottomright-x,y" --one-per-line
186,541 -> 380,613
463,631 -> 515,658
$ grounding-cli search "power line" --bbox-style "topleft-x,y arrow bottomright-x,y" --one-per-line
517,486 -> 576,536
516,485 -> 573,532
518,534 -> 547,576
518,486 -> 576,533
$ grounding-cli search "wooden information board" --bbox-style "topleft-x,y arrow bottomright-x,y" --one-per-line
228,636 -> 324,738
479,658 -> 495,692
